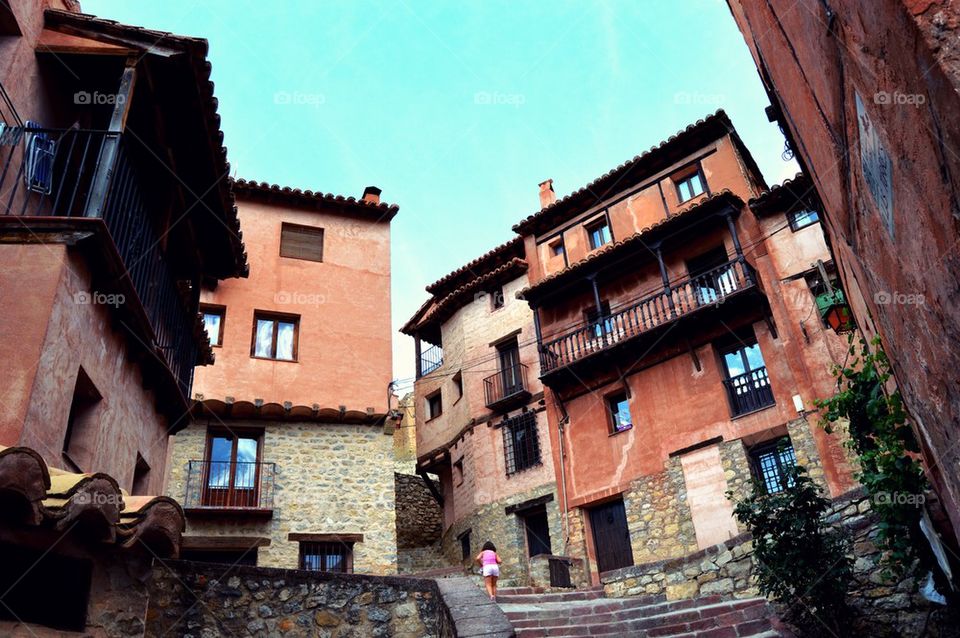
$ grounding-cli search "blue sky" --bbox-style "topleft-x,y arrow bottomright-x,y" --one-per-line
84,0 -> 798,387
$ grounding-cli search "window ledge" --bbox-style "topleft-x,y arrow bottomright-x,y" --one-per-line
609,425 -> 634,437
730,403 -> 777,421
250,355 -> 299,363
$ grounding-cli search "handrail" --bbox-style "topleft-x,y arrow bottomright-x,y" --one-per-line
183,460 -> 276,510
484,363 -> 529,407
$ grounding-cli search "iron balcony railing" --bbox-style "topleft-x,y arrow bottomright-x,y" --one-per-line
723,366 -> 775,416
484,363 -> 530,409
183,460 -> 276,511
420,344 -> 443,377
539,259 -> 755,373
0,125 -> 198,397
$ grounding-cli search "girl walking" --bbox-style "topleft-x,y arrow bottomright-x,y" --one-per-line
475,541 -> 502,601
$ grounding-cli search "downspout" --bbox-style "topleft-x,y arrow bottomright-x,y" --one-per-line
554,392 -> 572,551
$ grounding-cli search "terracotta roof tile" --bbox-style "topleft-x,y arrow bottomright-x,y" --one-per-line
231,178 -> 399,222
191,399 -> 396,425
425,236 -> 524,295
748,172 -> 815,214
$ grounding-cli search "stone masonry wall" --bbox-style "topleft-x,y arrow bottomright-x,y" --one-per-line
166,420 -> 397,574
623,456 -> 700,563
395,473 -> 443,549
602,490 -> 957,637
146,560 -> 452,638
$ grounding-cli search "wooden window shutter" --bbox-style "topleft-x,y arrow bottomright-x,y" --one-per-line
280,223 -> 324,262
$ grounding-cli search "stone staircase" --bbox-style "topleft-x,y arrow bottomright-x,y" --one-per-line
496,586 -> 788,637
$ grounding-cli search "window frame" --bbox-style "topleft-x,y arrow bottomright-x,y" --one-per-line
502,412 -> 542,476
426,390 -> 443,421
606,391 -> 633,434
279,221 -> 325,263
201,428 -> 265,508
200,304 -> 226,348
788,208 -> 820,231
298,541 -> 352,573
748,437 -> 798,494
490,285 -> 505,311
585,217 -> 613,251
250,310 -> 300,361
549,238 -> 565,258
673,165 -> 709,203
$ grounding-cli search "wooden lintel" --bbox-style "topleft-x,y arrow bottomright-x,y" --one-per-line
287,533 -> 364,544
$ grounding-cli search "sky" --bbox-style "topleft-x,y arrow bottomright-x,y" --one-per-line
84,0 -> 798,390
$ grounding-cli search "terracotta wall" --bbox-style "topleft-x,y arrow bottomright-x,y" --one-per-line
0,244 -> 170,493
727,0 -> 960,544
193,198 -> 392,413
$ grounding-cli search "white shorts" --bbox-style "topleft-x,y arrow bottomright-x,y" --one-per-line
482,564 -> 500,577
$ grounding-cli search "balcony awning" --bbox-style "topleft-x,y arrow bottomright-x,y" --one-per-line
518,190 -> 744,304
0,445 -> 184,558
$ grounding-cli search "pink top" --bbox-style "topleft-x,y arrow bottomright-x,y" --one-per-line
480,549 -> 498,566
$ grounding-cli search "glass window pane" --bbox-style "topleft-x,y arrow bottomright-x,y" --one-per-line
723,351 -> 746,377
276,322 -> 295,360
203,313 -> 221,346
744,343 -> 765,371
208,437 -> 232,488
611,397 -> 632,431
235,438 -> 258,488
255,319 -> 274,357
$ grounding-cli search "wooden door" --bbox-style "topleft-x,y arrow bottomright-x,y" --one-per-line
202,433 -> 260,508
589,499 -> 634,573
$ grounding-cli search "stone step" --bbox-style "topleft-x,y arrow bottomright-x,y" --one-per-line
495,589 -> 606,604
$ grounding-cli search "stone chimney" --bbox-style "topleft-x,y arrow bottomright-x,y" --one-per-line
539,179 -> 556,209
362,186 -> 382,204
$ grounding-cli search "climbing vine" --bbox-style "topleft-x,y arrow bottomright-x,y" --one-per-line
816,336 -> 928,578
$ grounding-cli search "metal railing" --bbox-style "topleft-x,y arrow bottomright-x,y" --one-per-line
183,460 -> 276,510
539,259 -> 755,373
0,125 -> 198,396
723,366 -> 775,416
419,344 -> 443,377
484,363 -> 529,408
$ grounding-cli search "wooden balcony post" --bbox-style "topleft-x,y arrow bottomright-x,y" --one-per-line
723,210 -> 752,285
414,335 -> 422,379
84,58 -> 137,218
655,244 -> 676,317
588,275 -> 608,345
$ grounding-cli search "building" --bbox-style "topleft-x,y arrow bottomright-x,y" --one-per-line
402,238 -> 568,587
725,0 -> 960,549
164,179 -> 400,575
0,2 -> 246,633
515,111 -> 859,582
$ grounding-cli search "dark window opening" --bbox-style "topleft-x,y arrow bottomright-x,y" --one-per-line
180,548 -> 259,566
490,285 -> 505,310
550,239 -> 565,257
200,304 -> 226,347
607,392 -> 632,433
585,218 -> 612,250
503,412 -> 541,476
686,246 -> 736,306
522,507 -> 552,557
452,371 -> 463,400
720,339 -> 775,416
426,391 -> 442,420
497,338 -> 523,397
0,542 -> 92,632
453,459 -> 464,486
788,209 -> 820,231
674,168 -> 707,202
748,438 -> 798,494
280,222 -> 324,262
132,452 -> 150,495
252,311 -> 299,361
458,530 -> 471,561
299,541 -> 351,573
62,368 -> 102,473
585,301 -> 613,338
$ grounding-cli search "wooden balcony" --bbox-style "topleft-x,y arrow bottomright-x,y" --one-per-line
183,460 -> 276,517
484,363 -> 532,411
723,366 -> 775,416
538,259 -> 757,374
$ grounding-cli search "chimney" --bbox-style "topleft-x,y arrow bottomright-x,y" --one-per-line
538,179 -> 556,209
362,186 -> 382,204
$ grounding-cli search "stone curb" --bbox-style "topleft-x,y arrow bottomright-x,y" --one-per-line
436,577 -> 515,637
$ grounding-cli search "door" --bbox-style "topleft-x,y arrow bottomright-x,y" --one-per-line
523,508 -> 552,557
497,340 -> 522,396
588,499 -> 633,573
202,433 -> 260,507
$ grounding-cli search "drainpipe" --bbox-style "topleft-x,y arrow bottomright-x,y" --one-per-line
554,393 -> 572,552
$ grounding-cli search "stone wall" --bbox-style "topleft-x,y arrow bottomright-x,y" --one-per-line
145,560 -> 451,638
624,456 -> 700,563
395,473 -> 443,550
601,489 -> 957,636
166,420 -> 397,574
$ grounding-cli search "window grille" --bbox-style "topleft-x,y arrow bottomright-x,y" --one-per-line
503,412 -> 541,476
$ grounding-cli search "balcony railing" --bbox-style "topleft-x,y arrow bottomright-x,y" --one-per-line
539,259 -> 755,373
183,460 -> 276,513
419,344 -> 443,377
484,363 -> 531,410
723,366 -> 775,416
0,125 -> 198,396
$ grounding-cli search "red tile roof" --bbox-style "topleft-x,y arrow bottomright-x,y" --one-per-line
192,399 -> 396,425
748,172 -> 816,215
231,179 -> 399,222
425,236 -> 524,295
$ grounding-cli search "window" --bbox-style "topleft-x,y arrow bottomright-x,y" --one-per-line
788,208 -> 820,231
458,529 -> 471,560
675,169 -> 707,202
522,508 -> 552,557
585,218 -> 612,250
299,542 -> 351,573
62,368 -> 102,473
491,285 -> 505,310
503,412 -> 541,476
720,339 -> 775,416
497,338 -> 523,397
453,459 -> 464,486
201,305 -> 225,347
280,222 -> 324,262
252,311 -> 299,360
549,239 -> 565,258
607,392 -> 633,433
452,371 -> 463,400
749,438 -> 798,494
203,431 -> 263,508
426,391 -> 442,420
